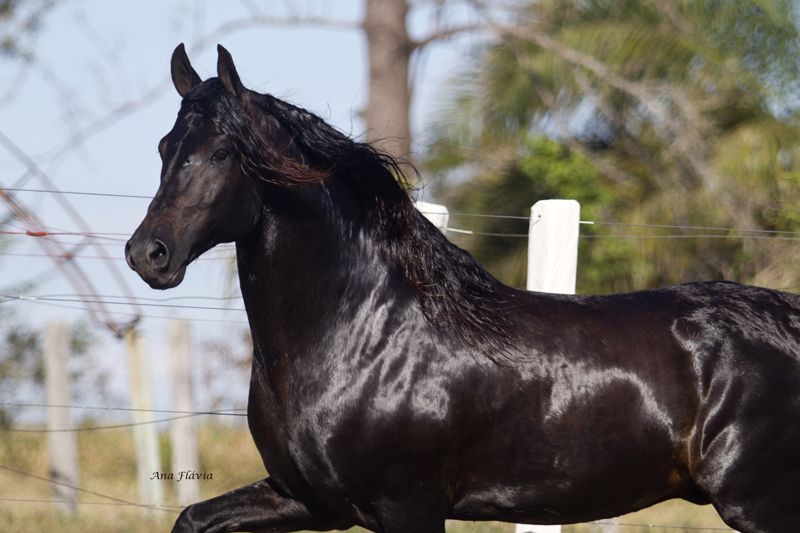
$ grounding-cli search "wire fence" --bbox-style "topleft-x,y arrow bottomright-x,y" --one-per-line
0,401 -> 246,432
0,464 -> 184,514
0,458 -> 737,530
0,372 -> 742,531
2,186 -> 795,324
7,186 -> 800,238
0,460 -> 738,529
0,186 -> 763,531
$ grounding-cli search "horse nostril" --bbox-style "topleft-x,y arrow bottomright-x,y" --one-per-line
125,241 -> 136,269
146,239 -> 170,269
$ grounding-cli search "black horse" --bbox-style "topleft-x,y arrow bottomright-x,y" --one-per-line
126,44 -> 800,533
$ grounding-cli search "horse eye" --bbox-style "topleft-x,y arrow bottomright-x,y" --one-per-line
212,148 -> 230,161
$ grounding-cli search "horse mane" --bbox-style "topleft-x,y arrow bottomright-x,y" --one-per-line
185,79 -> 515,360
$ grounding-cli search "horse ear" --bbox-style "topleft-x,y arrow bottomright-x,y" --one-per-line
217,44 -> 249,106
171,43 -> 202,97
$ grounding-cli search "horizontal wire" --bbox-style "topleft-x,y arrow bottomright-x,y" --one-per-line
0,295 -> 249,324
0,251 -> 234,261
590,521 -> 734,531
0,498 -> 736,529
582,234 -> 800,241
27,292 -> 240,303
445,227 -> 528,237
586,220 -> 800,235
0,499 -> 736,529
0,229 -> 237,250
0,294 -> 246,312
0,229 -> 131,236
2,413 -> 207,432
429,211 -> 531,221
448,230 -> 800,240
433,214 -> 800,236
0,230 -> 130,242
0,402 -> 246,416
421,209 -> 800,236
0,498 -> 184,510
0,187 -> 152,199
0,464 -> 180,514
0,198 -> 795,237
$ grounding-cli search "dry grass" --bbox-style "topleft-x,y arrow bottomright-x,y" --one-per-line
0,423 -> 731,532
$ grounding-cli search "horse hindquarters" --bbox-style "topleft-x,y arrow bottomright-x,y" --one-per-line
697,444 -> 800,533
685,326 -> 800,533
693,416 -> 800,533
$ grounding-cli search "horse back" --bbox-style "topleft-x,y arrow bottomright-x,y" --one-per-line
446,281 -> 800,523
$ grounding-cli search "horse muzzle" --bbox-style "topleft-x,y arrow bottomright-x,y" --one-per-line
125,230 -> 187,290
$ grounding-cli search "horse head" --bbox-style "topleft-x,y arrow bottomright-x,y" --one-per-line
125,44 -> 268,289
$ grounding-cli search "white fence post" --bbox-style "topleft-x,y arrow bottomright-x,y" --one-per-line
45,321 -> 79,515
527,199 -> 580,294
420,198 -> 580,532
518,199 -> 581,533
168,319 -> 201,506
124,328 -> 164,516
414,200 -> 449,232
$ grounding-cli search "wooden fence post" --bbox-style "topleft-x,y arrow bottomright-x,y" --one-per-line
518,199 -> 581,533
124,327 -> 164,516
168,319 -> 200,506
45,321 -> 79,514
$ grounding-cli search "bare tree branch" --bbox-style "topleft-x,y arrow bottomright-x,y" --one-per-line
0,61 -> 33,109
197,13 -> 360,42
462,0 -> 714,189
14,2 -> 484,174
649,0 -> 691,34
43,14 -> 360,164
413,23 -> 484,49
0,0 -> 61,57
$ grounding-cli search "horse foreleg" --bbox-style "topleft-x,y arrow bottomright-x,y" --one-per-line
171,477 -> 352,533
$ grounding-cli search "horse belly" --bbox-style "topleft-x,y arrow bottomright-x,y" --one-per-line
449,376 -> 694,524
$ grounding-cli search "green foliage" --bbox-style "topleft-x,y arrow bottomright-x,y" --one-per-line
0,319 -> 108,427
437,137 -> 639,292
425,0 -> 800,293
0,0 -> 58,58
0,323 -> 42,427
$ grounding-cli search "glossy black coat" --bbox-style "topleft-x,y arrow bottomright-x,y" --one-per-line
125,45 -> 800,533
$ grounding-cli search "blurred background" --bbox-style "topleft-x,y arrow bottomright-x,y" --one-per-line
1,0 -> 798,531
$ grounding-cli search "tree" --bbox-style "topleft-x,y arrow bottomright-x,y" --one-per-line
426,0 -> 800,293
2,0 -> 482,166
0,319 -> 111,427
0,0 -> 489,421
363,0 -> 482,163
363,0 -> 414,160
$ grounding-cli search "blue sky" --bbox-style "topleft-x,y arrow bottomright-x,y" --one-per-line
0,0 -> 478,413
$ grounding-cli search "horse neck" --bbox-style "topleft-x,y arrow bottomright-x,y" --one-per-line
235,181 -> 401,361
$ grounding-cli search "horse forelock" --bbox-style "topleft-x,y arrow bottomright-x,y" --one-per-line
179,79 -> 329,189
